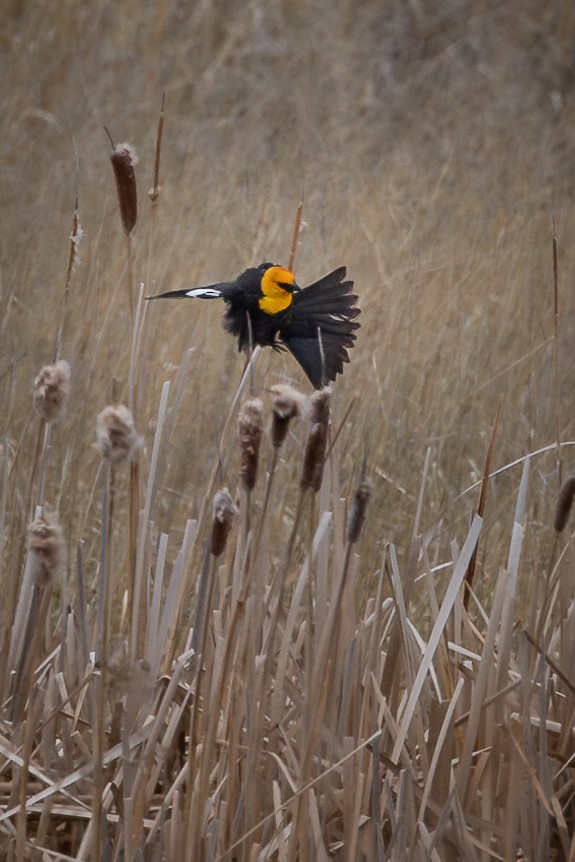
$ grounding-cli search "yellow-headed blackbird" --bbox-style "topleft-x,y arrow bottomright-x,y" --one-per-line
147,263 -> 360,389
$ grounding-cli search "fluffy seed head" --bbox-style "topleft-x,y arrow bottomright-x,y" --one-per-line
347,478 -> 371,544
210,488 -> 238,557
28,514 -> 66,587
110,143 -> 138,235
33,360 -> 71,423
300,387 -> 331,492
554,476 -> 575,533
270,384 -> 307,449
96,404 -> 142,465
238,398 -> 264,491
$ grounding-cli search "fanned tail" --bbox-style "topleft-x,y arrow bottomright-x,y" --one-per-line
282,267 -> 360,388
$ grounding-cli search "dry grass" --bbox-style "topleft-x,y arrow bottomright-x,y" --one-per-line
3,0 -> 575,858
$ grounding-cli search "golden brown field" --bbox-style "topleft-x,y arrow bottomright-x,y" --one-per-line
3,1 -> 575,859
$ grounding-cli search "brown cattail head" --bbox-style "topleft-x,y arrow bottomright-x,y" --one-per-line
300,387 -> 331,493
555,476 -> 575,533
347,478 -> 371,544
238,398 -> 264,491
96,404 -> 142,465
210,488 -> 238,557
33,359 -> 71,423
110,143 -> 138,235
28,514 -> 66,588
270,384 -> 308,449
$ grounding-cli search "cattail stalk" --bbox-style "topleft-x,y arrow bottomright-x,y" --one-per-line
96,404 -> 142,465
10,515 -> 65,722
108,135 -> 138,411
347,478 -> 371,545
270,384 -> 306,450
33,359 -> 71,423
189,490 -> 237,776
30,360 -> 71,510
249,385 -> 307,578
300,387 -> 331,492
238,398 -> 264,492
210,488 -> 237,557
93,399 -> 142,862
95,403 -> 141,653
110,141 -> 138,237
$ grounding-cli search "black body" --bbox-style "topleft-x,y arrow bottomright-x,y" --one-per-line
147,263 -> 360,389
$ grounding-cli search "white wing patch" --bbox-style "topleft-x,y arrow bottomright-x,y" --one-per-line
184,288 -> 222,299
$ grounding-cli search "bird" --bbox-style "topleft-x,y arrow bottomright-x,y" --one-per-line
146,263 -> 360,389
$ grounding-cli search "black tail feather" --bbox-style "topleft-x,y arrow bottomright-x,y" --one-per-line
281,268 -> 360,388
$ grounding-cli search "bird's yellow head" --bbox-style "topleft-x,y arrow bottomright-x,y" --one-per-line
259,265 -> 297,315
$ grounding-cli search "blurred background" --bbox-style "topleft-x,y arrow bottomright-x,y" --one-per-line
3,0 -> 575,591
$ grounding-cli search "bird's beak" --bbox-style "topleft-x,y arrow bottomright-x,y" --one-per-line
279,280 -> 300,293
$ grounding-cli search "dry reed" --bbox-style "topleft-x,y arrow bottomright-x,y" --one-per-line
3,5 -> 575,858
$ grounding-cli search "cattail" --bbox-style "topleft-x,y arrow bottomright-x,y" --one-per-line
96,404 -> 142,465
270,384 -> 307,449
210,488 -> 237,557
27,514 -> 66,588
110,143 -> 138,235
33,360 -> 71,422
347,478 -> 371,544
554,476 -> 575,533
300,387 -> 331,492
238,398 -> 264,491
